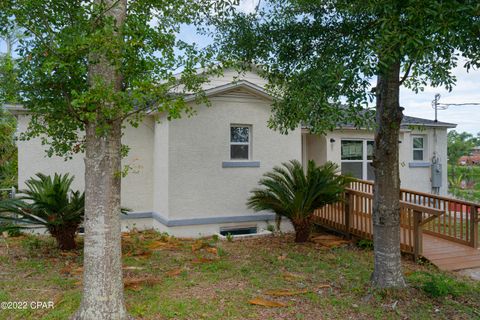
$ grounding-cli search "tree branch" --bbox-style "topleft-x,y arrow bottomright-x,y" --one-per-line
399,60 -> 413,86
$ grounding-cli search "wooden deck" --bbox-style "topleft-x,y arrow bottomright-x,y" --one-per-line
313,179 -> 480,271
423,233 -> 480,271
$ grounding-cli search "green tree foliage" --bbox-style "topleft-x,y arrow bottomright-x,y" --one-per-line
2,0 -> 230,157
213,0 -> 480,288
0,173 -> 84,250
0,55 -> 19,103
247,160 -> 350,242
0,24 -> 21,191
0,107 -> 17,190
447,130 -> 479,166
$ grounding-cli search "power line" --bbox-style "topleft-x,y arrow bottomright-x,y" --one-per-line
431,93 -> 480,122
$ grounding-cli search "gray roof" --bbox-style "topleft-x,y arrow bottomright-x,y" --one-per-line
401,115 -> 456,128
3,103 -> 457,129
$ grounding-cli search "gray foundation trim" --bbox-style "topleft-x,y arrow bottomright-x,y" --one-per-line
408,162 -> 431,168
122,211 -> 275,227
122,211 -> 153,219
222,161 -> 260,168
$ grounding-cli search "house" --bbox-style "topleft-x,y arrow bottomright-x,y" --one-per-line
459,155 -> 480,166
8,69 -> 456,237
458,146 -> 480,165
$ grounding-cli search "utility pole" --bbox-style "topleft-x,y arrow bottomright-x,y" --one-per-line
431,94 -> 480,121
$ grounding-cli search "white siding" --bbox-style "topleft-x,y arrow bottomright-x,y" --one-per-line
164,89 -> 302,219
17,115 -> 154,211
305,127 -> 450,195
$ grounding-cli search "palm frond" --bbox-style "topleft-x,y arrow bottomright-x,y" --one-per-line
247,160 -> 351,222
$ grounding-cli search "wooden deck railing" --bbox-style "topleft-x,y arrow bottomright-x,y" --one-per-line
313,179 -> 479,260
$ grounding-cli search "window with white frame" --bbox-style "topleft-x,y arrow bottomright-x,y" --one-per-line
341,140 -> 374,180
230,125 -> 251,160
412,136 -> 425,161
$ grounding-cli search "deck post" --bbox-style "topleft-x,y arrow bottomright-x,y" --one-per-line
413,210 -> 423,262
344,192 -> 352,239
470,205 -> 478,249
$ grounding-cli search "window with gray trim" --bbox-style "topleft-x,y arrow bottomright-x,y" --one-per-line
230,125 -> 251,160
412,136 -> 425,161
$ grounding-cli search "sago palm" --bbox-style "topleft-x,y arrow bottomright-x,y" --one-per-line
247,160 -> 350,242
0,173 -> 84,250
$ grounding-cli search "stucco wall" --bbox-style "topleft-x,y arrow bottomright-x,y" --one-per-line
306,133 -> 327,166
399,127 -> 449,195
305,127 -> 449,195
16,115 -> 154,211
152,119 -> 169,216
164,88 -> 302,219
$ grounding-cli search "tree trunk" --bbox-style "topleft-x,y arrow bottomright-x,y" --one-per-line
371,58 -> 406,288
73,1 -> 129,319
292,217 -> 312,243
51,225 -> 78,250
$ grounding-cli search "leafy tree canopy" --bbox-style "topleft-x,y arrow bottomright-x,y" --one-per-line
212,0 -> 480,134
447,130 -> 480,165
1,0 -> 235,157
0,107 -> 17,189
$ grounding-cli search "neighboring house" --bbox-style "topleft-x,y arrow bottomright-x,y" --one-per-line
459,155 -> 480,166
7,69 -> 456,237
458,146 -> 480,165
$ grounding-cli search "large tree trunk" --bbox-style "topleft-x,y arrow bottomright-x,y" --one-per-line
73,1 -> 129,319
371,58 -> 406,288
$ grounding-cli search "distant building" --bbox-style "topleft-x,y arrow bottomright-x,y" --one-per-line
459,146 -> 480,165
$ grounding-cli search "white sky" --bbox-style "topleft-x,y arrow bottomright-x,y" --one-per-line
2,0 -> 479,134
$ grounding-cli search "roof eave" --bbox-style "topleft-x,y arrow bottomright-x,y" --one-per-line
183,80 -> 273,103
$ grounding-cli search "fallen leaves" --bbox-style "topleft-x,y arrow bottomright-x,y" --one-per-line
264,289 -> 309,296
191,257 -> 215,264
148,240 -> 179,251
206,247 -> 218,255
310,234 -> 351,248
249,297 -> 287,307
59,264 -> 83,276
165,268 -> 183,277
277,253 -> 288,261
316,284 -> 332,290
124,277 -> 162,291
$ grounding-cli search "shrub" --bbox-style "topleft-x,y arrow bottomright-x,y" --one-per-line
0,222 -> 22,237
408,272 -> 468,298
357,239 -> 373,250
0,173 -> 84,250
247,160 -> 351,242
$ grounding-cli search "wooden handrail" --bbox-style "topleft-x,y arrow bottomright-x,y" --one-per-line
315,179 -> 480,258
350,178 -> 480,208
347,188 -> 444,217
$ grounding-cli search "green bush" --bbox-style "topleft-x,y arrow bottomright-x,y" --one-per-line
247,160 -> 351,243
408,272 -> 468,298
0,222 -> 22,237
357,239 -> 373,250
0,173 -> 84,250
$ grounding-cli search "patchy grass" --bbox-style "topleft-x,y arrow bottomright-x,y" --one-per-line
0,231 -> 479,320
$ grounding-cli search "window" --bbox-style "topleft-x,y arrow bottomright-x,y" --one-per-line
412,136 -> 425,161
230,125 -> 251,160
341,140 -> 374,180
219,226 -> 258,236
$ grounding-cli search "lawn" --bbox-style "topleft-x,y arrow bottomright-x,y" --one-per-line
0,230 -> 479,320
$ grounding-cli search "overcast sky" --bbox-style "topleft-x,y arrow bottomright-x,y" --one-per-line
2,0 -> 479,134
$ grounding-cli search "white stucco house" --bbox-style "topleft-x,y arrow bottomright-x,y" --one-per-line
7,69 -> 456,237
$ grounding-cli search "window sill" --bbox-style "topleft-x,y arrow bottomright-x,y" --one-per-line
408,162 -> 430,168
222,161 -> 260,168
